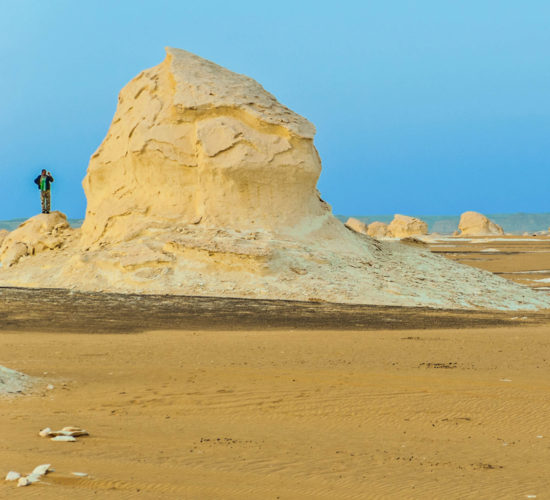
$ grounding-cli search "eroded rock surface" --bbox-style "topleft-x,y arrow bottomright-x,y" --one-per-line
0,229 -> 8,247
345,218 -> 369,235
458,211 -> 504,236
387,215 -> 428,238
81,47 -> 324,247
367,222 -> 389,239
0,212 -> 73,267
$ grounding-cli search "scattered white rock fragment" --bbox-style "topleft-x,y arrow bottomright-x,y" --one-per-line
5,471 -> 21,481
46,384 -> 54,390
31,464 -> 51,476
536,435 -> 543,439
71,472 -> 88,477
17,476 -> 30,487
60,426 -> 89,436
25,473 -> 41,483
51,435 -> 76,442
499,378 -> 512,382
39,426 -> 89,438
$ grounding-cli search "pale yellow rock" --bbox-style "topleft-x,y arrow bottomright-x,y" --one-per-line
0,48 -> 548,311
344,218 -> 368,235
80,47 -> 323,247
367,222 -> 388,239
458,211 -> 504,236
0,229 -> 8,247
0,212 -> 73,267
387,215 -> 428,238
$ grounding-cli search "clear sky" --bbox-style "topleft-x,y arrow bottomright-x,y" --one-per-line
1,0 -> 548,219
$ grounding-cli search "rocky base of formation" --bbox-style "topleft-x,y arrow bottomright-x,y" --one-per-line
0,212 -> 548,311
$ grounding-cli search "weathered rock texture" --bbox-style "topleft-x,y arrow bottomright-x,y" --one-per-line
81,47 -> 324,247
367,222 -> 389,239
387,215 -> 428,238
458,211 -> 504,236
0,229 -> 8,249
0,48 -> 548,311
345,218 -> 368,235
0,212 -> 74,267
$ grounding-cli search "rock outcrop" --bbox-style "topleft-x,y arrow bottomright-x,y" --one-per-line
81,47 -> 324,247
458,211 -> 504,236
345,218 -> 368,235
387,215 -> 428,238
0,212 -> 73,267
367,222 -> 388,239
0,48 -> 548,311
0,229 -> 8,247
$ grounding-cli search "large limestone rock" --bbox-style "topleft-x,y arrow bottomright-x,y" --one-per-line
387,215 -> 428,238
345,218 -> 368,235
0,212 -> 73,267
458,211 -> 504,236
367,222 -> 388,239
81,47 -> 324,247
0,48 -> 548,311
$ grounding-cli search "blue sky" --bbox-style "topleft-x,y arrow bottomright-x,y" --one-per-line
1,0 -> 549,219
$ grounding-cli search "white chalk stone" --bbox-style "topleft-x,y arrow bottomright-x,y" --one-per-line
17,476 -> 30,487
31,464 -> 51,476
51,435 -> 76,442
5,471 -> 21,481
39,427 -> 52,437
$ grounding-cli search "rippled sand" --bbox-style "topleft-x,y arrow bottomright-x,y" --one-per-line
1,236 -> 550,498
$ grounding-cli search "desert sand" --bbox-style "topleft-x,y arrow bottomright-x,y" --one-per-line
2,236 -> 550,499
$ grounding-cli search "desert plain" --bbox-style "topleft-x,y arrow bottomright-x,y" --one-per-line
1,235 -> 550,499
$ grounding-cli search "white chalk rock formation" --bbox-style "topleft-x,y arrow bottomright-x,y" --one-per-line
0,48 -> 549,310
0,212 -> 73,267
81,47 -> 322,247
345,218 -> 369,235
367,222 -> 389,239
387,215 -> 428,238
458,211 -> 504,236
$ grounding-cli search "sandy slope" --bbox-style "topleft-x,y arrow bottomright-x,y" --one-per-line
2,324 -> 550,499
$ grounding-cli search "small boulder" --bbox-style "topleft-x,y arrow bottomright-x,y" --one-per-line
345,217 -> 368,235
367,221 -> 388,238
458,211 -> 504,236
0,212 -> 72,267
5,471 -> 21,481
387,214 -> 428,238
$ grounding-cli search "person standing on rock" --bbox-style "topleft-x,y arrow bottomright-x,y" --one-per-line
34,169 -> 54,214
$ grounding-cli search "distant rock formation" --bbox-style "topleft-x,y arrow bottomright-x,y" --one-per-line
0,48 -> 547,311
387,215 -> 428,238
345,218 -> 368,235
0,212 -> 73,267
367,222 -> 388,239
458,211 -> 504,236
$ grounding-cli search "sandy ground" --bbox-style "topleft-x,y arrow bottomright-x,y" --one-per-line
1,235 -> 550,499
